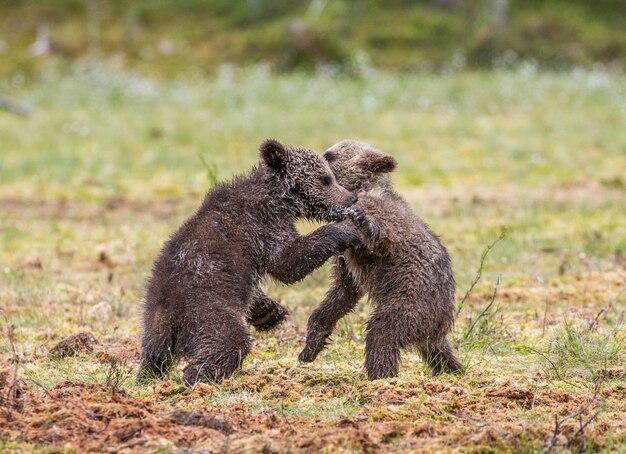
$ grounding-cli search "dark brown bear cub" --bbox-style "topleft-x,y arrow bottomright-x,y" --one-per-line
299,140 -> 463,379
139,139 -> 360,386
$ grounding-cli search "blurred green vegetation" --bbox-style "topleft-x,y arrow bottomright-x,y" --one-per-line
0,0 -> 624,78
2,66 -> 625,284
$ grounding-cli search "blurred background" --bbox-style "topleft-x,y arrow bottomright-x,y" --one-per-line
0,0 -> 625,77
1,0 -> 624,284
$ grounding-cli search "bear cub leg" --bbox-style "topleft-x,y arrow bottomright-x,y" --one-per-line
419,338 -> 464,375
137,310 -> 176,382
182,308 -> 252,386
298,283 -> 359,362
299,259 -> 361,363
137,339 -> 175,382
364,329 -> 402,380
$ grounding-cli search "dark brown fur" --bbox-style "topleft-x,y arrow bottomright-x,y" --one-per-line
139,139 -> 360,386
299,140 -> 463,379
246,286 -> 289,332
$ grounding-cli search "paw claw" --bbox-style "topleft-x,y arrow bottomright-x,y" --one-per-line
298,347 -> 317,363
346,208 -> 375,237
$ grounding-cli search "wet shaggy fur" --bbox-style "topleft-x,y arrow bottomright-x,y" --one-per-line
139,139 -> 360,386
299,140 -> 463,379
246,286 -> 290,332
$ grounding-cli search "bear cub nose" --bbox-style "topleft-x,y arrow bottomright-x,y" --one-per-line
349,195 -> 358,204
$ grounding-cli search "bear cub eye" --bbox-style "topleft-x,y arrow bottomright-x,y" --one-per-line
323,151 -> 335,162
321,175 -> 332,186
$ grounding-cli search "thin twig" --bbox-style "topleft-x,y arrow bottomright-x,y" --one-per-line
0,308 -> 21,415
541,285 -> 550,337
556,397 -> 596,426
279,399 -> 295,433
588,262 -> 624,331
546,381 -> 604,451
445,410 -> 516,448
588,307 -> 608,332
527,347 -> 582,389
28,377 -> 102,421
462,275 -> 501,341
567,409 -> 602,450
28,377 -> 59,401
457,227 -> 506,316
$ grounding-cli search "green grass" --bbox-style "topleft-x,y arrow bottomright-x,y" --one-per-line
1,66 -> 625,451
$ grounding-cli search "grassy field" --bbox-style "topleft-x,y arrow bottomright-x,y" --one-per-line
1,66 -> 625,452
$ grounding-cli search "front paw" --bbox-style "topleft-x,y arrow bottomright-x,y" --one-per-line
328,205 -> 352,222
298,330 -> 329,363
298,345 -> 319,363
346,207 -> 376,238
330,221 -> 362,249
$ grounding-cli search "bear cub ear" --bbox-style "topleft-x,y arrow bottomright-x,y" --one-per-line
260,139 -> 289,173
364,153 -> 397,174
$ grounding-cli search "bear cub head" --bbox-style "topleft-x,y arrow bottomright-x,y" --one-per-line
323,140 -> 397,192
260,139 -> 358,222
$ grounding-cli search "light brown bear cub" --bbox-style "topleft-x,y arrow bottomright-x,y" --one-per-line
298,140 -> 462,379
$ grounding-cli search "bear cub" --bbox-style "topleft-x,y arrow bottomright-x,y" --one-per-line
299,140 -> 463,379
139,139 -> 360,386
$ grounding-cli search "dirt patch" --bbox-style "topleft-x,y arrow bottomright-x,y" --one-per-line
1,376 -> 624,452
49,332 -> 98,358
485,385 -> 535,408
401,181 -> 626,217
597,367 -> 626,380
0,366 -> 25,414
159,410 -> 234,434
0,196 -> 189,221
0,381 -> 233,452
